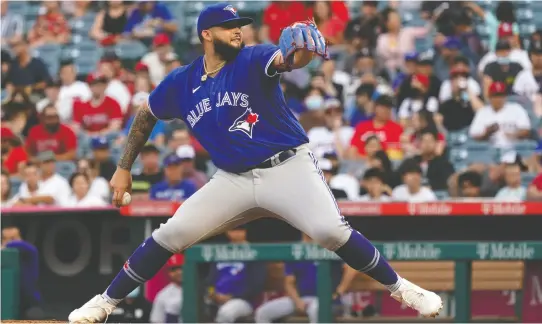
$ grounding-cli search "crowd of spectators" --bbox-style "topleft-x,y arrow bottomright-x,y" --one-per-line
1,0 -> 542,208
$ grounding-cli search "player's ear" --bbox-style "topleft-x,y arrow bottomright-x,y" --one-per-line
201,30 -> 213,43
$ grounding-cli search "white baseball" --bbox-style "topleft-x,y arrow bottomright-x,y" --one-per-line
122,192 -> 132,206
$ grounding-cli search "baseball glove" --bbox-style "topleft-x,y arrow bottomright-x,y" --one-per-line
279,20 -> 329,70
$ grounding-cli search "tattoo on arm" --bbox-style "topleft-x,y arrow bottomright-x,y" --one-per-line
117,104 -> 157,170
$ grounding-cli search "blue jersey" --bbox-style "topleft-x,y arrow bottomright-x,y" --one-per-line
149,180 -> 197,201
123,2 -> 173,35
285,262 -> 318,297
148,44 -> 309,173
285,261 -> 343,297
214,262 -> 248,296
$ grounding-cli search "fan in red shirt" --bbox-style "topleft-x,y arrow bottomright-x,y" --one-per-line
1,127 -> 28,175
25,104 -> 77,161
306,0 -> 350,23
72,72 -> 123,136
527,173 -> 542,201
262,1 -> 308,44
309,1 -> 349,45
349,95 -> 404,160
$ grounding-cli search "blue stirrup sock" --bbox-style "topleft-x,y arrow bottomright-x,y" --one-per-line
102,236 -> 173,305
335,230 -> 402,293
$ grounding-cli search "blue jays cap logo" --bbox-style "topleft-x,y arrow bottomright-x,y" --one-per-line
223,5 -> 237,15
229,108 -> 259,138
197,3 -> 253,36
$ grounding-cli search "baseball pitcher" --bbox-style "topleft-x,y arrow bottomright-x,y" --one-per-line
69,3 -> 442,323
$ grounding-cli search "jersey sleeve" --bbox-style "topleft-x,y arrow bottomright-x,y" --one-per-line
148,69 -> 183,120
250,44 -> 282,78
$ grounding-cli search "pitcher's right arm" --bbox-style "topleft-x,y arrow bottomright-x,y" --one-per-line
118,103 -> 157,170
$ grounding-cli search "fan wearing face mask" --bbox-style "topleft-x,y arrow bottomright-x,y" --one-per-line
482,39 -> 524,99
478,22 -> 531,75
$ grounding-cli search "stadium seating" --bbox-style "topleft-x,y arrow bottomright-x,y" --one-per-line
33,43 -> 62,77
56,161 -> 77,180
115,40 -> 148,60
9,177 -> 22,196
7,1 -> 27,15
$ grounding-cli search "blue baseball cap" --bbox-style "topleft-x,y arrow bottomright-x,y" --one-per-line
91,137 -> 109,150
196,3 -> 253,39
443,37 -> 461,50
163,152 -> 183,167
404,52 -> 418,61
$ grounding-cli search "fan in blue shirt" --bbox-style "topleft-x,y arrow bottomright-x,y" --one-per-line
149,152 -> 197,201
123,1 -> 177,42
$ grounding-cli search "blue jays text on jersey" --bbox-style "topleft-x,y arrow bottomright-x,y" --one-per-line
148,44 -> 309,173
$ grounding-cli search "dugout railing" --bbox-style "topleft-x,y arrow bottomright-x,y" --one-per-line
182,241 -> 542,323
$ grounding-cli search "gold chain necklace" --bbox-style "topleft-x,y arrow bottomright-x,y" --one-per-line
202,57 -> 226,81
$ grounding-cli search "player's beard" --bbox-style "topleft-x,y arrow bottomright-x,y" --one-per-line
213,38 -> 244,61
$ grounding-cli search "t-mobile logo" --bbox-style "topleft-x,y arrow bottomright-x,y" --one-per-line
202,246 -> 214,262
291,244 -> 304,260
477,243 -> 490,259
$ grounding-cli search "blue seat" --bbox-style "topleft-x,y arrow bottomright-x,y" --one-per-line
237,1 -> 267,12
56,161 -> 77,180
507,95 -> 541,133
8,2 -> 28,15
451,142 -> 499,165
434,190 -> 450,200
519,23 -> 536,36
33,44 -> 61,76
24,19 -> 36,34
164,1 -> 183,15
33,43 -> 62,58
448,129 -> 469,147
25,4 -> 41,17
476,25 -> 490,37
508,140 -> 539,159
10,177 -> 22,196
115,41 -> 148,60
45,61 -> 60,79
515,0 -> 532,8
516,9 -> 533,20
415,38 -> 432,52
465,150 -> 498,165
74,58 -> 99,76
70,14 -> 96,35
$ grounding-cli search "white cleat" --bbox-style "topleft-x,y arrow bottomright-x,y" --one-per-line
391,278 -> 443,318
68,295 -> 116,323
